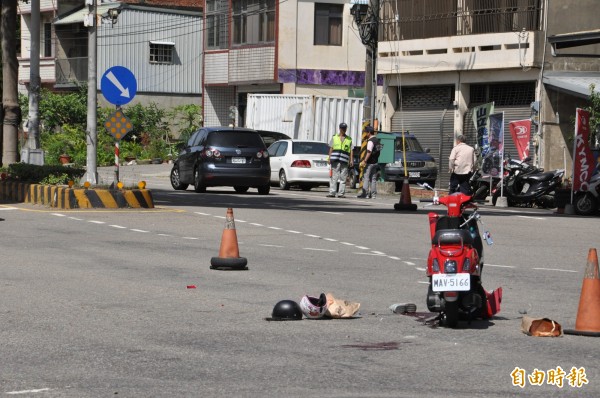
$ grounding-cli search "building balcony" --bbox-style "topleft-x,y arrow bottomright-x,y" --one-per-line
378,31 -> 543,75
377,0 -> 544,74
55,57 -> 88,88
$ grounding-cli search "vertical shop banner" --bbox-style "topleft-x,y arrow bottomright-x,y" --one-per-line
481,112 -> 505,177
572,108 -> 594,191
509,119 -> 531,160
472,102 -> 495,155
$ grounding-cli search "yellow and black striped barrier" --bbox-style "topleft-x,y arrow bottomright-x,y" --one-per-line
0,181 -> 154,209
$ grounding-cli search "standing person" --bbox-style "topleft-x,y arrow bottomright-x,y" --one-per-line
357,126 -> 381,199
327,123 -> 354,198
449,134 -> 476,195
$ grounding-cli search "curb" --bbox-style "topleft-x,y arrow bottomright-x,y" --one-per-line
0,181 -> 154,209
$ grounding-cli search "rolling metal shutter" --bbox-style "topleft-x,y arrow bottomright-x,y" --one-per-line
391,86 -> 454,188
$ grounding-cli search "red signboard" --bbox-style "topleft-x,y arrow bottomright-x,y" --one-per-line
572,108 -> 594,191
508,119 -> 531,160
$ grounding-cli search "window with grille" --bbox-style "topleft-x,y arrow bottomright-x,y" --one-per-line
43,23 -> 52,57
149,42 -> 174,64
207,0 -> 228,49
314,4 -> 343,46
232,0 -> 275,46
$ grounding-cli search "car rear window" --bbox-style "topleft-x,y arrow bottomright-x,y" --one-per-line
207,131 -> 265,148
292,142 -> 329,155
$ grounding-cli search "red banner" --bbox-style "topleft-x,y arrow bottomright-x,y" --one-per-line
508,119 -> 531,160
573,108 -> 594,191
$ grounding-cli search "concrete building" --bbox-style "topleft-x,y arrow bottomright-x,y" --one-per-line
377,0 -> 600,185
18,0 -> 202,109
202,0 -> 367,128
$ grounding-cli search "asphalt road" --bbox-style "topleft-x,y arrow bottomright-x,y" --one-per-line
1,164 -> 599,397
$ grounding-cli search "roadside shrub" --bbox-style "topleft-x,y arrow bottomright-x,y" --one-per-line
8,163 -> 85,184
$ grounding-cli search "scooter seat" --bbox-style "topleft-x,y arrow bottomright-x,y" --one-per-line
432,229 -> 473,246
525,172 -> 555,182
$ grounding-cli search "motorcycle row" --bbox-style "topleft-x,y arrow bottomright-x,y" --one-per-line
469,154 -> 600,216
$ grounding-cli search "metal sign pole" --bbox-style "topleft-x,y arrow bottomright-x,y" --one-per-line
115,140 -> 120,184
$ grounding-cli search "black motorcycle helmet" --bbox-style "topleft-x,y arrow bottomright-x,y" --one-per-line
270,300 -> 303,321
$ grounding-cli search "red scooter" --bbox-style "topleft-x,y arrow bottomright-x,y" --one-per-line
425,191 -> 502,328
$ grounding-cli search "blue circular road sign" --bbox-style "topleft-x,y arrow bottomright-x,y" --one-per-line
101,66 -> 137,106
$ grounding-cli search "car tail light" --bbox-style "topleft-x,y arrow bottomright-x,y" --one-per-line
205,148 -> 222,158
291,160 -> 311,168
257,150 -> 269,159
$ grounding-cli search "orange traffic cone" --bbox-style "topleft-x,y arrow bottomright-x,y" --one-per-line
565,248 -> 600,336
394,178 -> 417,211
210,208 -> 248,270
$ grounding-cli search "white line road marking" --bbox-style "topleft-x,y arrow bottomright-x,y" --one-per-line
268,227 -> 282,230
157,233 -> 172,237
388,256 -> 401,260
260,244 -> 284,248
517,215 -> 546,220
403,261 -> 416,266
109,225 -> 127,229
214,216 -> 226,219
250,223 -> 263,227
340,242 -> 355,246
236,219 -> 247,223
88,220 -> 105,224
533,267 -> 578,273
130,229 -> 149,233
355,246 -> 370,250
0,207 -> 17,210
486,264 -> 516,268
304,248 -> 337,252
415,267 -> 427,271
319,211 -> 343,215
324,238 -> 338,242
69,217 -> 83,221
418,281 -> 430,284
6,388 -> 51,395
305,234 -> 321,238
355,252 -> 387,256
194,212 -> 211,216
51,213 -> 66,217
286,230 -> 302,234
182,237 -> 199,240
371,250 -> 385,255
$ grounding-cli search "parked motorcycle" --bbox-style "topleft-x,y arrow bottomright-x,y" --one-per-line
425,190 -> 502,328
469,156 -> 535,202
573,172 -> 600,216
469,169 -> 500,202
491,155 -> 564,208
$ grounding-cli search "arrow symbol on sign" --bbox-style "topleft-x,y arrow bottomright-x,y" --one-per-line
106,71 -> 130,98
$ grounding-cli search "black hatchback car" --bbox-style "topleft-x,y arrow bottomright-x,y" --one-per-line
170,127 -> 271,194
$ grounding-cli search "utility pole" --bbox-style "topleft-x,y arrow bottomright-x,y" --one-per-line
354,0 -> 378,125
23,0 -> 44,165
85,0 -> 98,183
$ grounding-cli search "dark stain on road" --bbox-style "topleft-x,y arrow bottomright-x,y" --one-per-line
341,341 -> 403,351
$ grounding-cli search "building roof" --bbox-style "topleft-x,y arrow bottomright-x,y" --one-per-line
543,71 -> 600,98
548,29 -> 600,57
54,1 -> 201,25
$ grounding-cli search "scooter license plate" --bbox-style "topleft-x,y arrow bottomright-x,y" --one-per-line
432,273 -> 471,292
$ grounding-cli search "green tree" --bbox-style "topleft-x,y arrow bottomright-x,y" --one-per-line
586,84 -> 600,149
169,103 -> 203,143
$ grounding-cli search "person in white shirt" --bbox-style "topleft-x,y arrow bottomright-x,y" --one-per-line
449,134 -> 476,194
